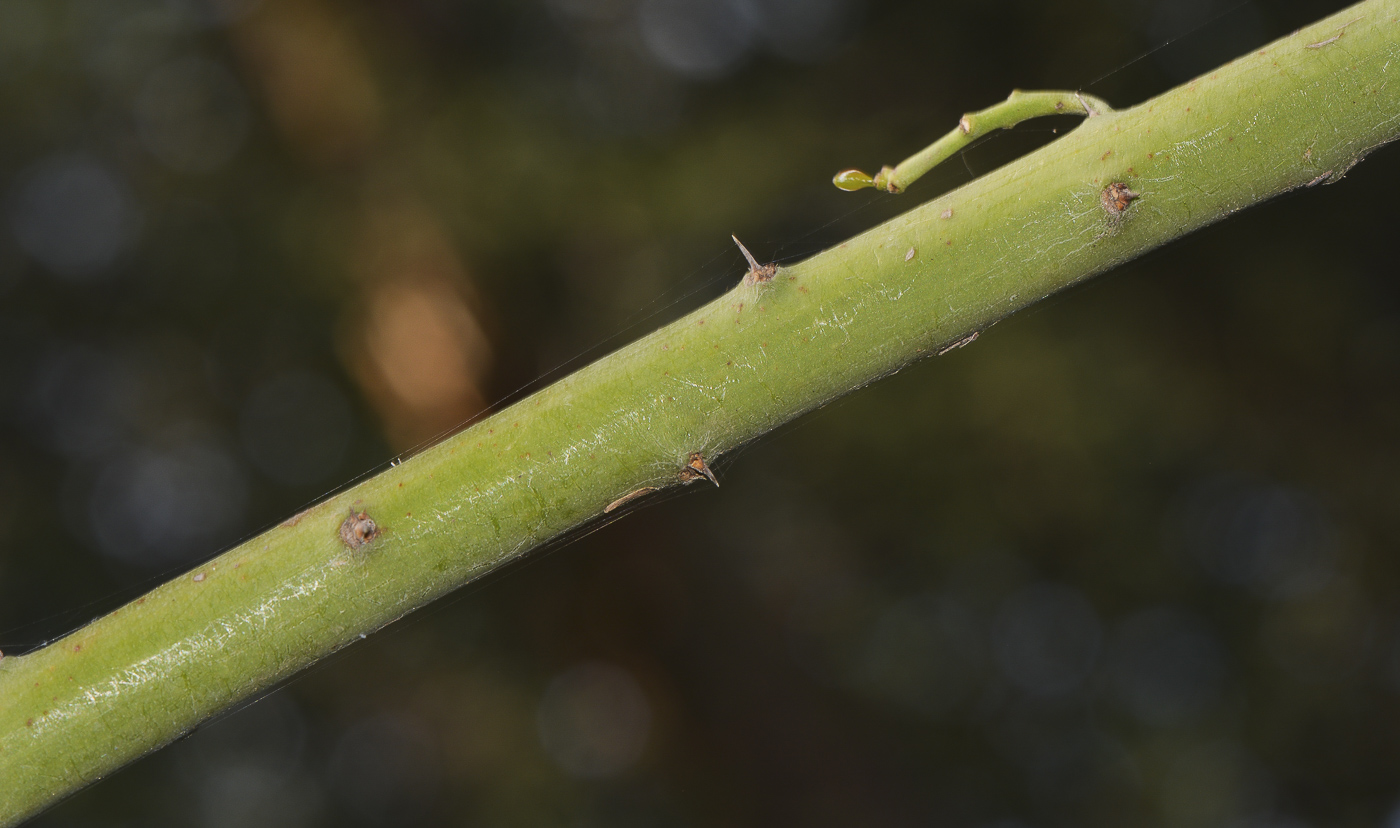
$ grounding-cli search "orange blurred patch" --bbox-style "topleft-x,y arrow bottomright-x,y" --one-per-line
369,281 -> 489,408
231,0 -> 381,166
232,1 -> 492,449
343,199 -> 492,449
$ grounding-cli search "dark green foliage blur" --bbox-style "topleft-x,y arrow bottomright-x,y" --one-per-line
1,0 -> 1396,826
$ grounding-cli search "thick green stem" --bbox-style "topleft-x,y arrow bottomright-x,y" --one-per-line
3,1 -> 1399,823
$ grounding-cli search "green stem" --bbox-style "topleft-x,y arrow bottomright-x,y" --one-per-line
4,1 -> 1399,822
833,89 -> 1113,193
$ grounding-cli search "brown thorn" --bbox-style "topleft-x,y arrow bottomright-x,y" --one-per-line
1075,92 -> 1100,117
680,452 -> 720,487
733,235 -> 776,284
733,234 -> 761,272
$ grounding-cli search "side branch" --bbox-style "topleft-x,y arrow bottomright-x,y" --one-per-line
833,89 -> 1112,194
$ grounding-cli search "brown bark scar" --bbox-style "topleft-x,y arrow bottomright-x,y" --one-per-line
340,511 -> 380,549
1307,16 -> 1363,48
604,487 -> 659,514
1101,182 -> 1139,218
937,331 -> 980,356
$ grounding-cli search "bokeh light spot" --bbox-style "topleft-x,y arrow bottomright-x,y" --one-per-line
1171,476 -> 1337,599
362,280 -> 489,413
7,155 -> 139,282
1106,606 -> 1225,727
176,695 -> 320,828
638,0 -> 759,80
993,583 -> 1102,698
88,430 -> 247,568
537,662 -> 651,779
26,345 -> 136,460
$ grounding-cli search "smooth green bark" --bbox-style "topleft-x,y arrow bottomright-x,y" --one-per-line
3,1 -> 1399,822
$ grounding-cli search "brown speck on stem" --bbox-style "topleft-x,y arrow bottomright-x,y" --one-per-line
1101,182 -> 1139,218
679,452 -> 720,487
605,487 -> 659,514
733,235 -> 776,285
340,511 -> 380,549
937,331 -> 980,356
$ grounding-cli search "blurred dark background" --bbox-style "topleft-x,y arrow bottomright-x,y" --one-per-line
2,0 -> 1399,826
